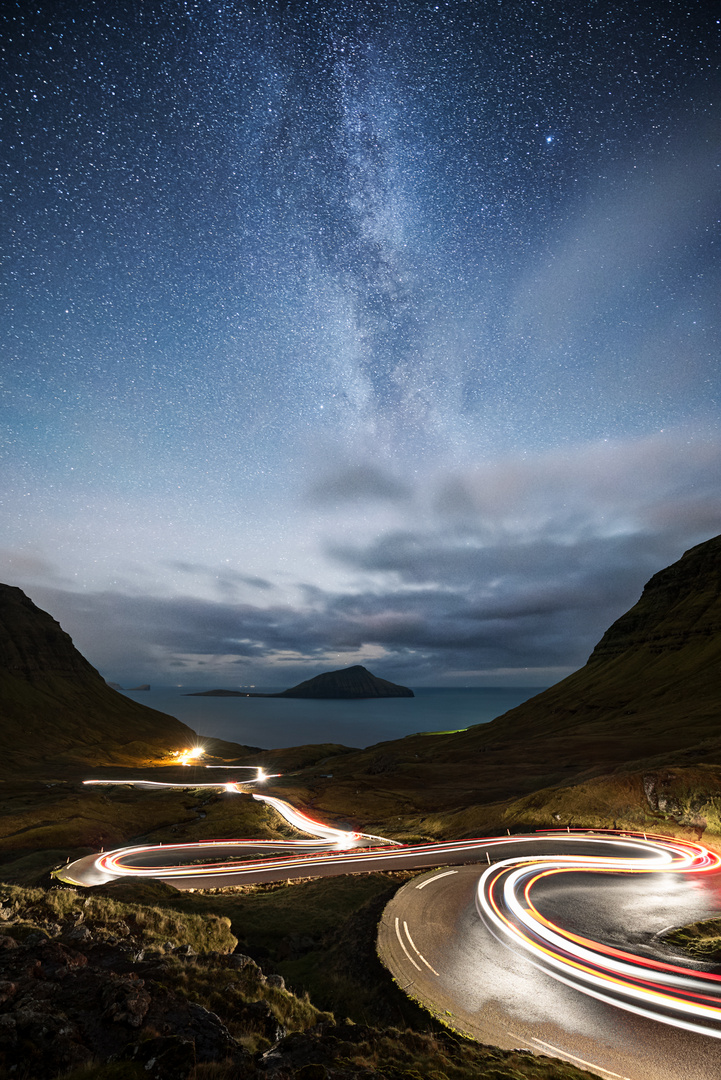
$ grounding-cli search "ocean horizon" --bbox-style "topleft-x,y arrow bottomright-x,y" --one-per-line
119,685 -> 549,750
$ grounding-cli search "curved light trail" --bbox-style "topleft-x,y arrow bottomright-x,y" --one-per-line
476,831 -> 721,1040
58,773 -> 721,1052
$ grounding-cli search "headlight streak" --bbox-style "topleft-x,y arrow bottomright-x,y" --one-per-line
475,834 -> 721,1039
77,776 -> 403,884
67,780 -> 721,1041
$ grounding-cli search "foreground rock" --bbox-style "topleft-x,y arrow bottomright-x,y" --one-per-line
0,887 -> 592,1080
0,924 -> 587,1080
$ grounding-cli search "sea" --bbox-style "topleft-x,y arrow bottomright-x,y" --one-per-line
119,686 -> 548,750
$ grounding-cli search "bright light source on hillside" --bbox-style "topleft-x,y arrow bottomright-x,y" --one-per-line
172,746 -> 205,766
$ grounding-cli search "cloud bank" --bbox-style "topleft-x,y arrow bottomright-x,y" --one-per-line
9,430 -> 719,689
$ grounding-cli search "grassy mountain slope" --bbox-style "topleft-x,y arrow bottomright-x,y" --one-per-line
0,584 -> 201,774
284,534 -> 721,825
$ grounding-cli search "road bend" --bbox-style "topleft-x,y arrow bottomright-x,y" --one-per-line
55,775 -> 721,1079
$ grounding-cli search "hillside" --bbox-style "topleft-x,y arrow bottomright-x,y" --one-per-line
0,584 -> 200,774
290,534 -> 721,823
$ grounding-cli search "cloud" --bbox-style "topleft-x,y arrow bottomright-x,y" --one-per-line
17,534 -> 683,688
29,577 -> 587,689
511,110 -> 721,353
306,463 -> 411,506
14,430 -> 721,689
0,550 -> 67,587
166,562 -> 273,594
429,432 -> 721,537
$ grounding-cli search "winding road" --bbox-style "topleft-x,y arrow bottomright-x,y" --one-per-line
56,770 -> 721,1079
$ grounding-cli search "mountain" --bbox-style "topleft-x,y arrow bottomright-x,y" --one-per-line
187,665 -> 414,699
278,665 -> 414,699
0,584 -> 198,774
299,535 -> 721,819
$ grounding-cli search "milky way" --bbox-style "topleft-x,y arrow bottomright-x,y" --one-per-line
2,1 -> 720,687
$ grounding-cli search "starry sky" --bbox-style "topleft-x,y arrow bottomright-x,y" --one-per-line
2,0 -> 720,689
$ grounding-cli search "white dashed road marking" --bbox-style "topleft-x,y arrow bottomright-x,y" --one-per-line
403,920 -> 440,976
416,869 -> 459,889
394,916 -> 421,971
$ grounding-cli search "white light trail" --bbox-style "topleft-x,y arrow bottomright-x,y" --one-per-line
475,833 -> 721,1039
63,776 -> 721,1042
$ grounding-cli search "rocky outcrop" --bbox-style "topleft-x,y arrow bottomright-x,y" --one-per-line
279,665 -> 414,699
0,937 -> 241,1079
0,924 -> 590,1080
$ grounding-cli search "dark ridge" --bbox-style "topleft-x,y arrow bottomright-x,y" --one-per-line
587,534 -> 721,664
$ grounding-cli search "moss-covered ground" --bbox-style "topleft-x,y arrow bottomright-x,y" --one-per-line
665,917 -> 721,964
0,880 -> 596,1080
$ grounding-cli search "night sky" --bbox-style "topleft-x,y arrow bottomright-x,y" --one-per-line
2,0 -> 720,688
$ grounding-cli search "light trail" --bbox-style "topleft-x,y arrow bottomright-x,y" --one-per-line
475,831 -> 721,1040
83,765 -> 278,789
59,773 -> 721,1044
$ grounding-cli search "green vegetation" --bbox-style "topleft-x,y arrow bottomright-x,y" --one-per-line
415,728 -> 468,736
0,882 -> 238,954
155,954 -> 328,1051
95,870 -> 430,1029
665,918 -> 721,964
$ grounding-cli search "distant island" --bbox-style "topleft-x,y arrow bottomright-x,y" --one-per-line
186,664 -> 414,700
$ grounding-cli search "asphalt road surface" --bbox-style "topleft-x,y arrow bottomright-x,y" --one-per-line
379,850 -> 721,1080
56,778 -> 721,1079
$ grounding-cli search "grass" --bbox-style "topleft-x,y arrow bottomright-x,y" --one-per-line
155,953 -> 331,1051
90,870 -> 439,1030
0,882 -> 238,954
665,917 -> 721,963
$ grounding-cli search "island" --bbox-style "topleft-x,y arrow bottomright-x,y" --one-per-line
185,663 -> 414,699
